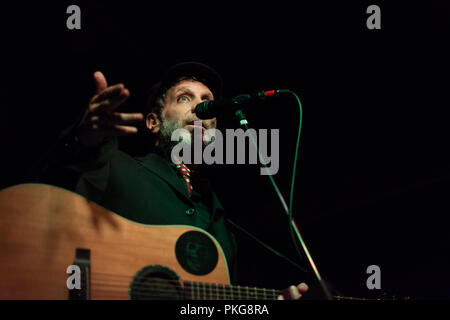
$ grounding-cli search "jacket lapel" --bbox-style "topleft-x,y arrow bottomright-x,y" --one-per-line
136,152 -> 192,202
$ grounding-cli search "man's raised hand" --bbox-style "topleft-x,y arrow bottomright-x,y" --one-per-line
77,71 -> 144,147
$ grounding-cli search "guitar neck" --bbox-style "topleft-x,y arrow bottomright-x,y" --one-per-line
182,282 -> 394,301
183,281 -> 282,300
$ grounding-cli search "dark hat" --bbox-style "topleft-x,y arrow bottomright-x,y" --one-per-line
145,62 -> 223,114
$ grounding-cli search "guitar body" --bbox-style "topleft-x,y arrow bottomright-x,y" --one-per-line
0,184 -> 230,299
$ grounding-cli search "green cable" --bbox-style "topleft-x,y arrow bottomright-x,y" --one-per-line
277,89 -> 305,263
238,91 -> 333,298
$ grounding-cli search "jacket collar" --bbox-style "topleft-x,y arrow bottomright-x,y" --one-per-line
136,152 -> 192,202
136,148 -> 226,220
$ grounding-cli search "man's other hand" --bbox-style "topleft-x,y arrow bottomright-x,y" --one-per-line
277,283 -> 309,300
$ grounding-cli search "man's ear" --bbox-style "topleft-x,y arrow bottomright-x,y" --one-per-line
146,112 -> 161,134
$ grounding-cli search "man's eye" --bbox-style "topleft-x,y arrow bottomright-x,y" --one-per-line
177,96 -> 190,103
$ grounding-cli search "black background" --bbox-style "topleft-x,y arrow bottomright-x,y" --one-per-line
1,1 -> 450,300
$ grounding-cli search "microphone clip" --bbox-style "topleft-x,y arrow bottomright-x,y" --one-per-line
231,90 -> 280,106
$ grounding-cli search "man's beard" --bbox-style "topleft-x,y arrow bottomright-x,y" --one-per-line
158,115 -> 215,151
159,117 -> 184,149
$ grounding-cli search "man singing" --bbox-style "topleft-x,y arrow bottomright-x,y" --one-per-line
53,62 -> 308,300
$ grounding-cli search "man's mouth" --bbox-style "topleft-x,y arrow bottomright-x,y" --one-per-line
187,120 -> 206,129
185,120 -> 215,146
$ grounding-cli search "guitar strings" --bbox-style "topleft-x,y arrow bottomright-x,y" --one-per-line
91,280 -> 281,299
91,272 -> 282,295
91,279 -> 281,296
91,286 -> 279,300
90,273 -> 282,299
91,274 -> 372,300
91,287 -> 377,301
92,287 -> 277,300
91,289 -> 276,300
93,276 -> 281,295
91,284 -> 280,299
91,276 -> 279,293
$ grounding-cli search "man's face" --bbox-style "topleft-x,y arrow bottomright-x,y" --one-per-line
159,80 -> 216,146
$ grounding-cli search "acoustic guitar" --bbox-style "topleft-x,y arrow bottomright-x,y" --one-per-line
1,184 -> 392,301
0,184 -> 286,300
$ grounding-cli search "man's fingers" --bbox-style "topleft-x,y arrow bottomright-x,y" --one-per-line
297,283 -> 309,294
90,86 -> 130,114
109,112 -> 144,124
93,71 -> 108,94
289,285 -> 302,299
280,285 -> 302,300
101,124 -> 139,136
91,83 -> 127,104
88,113 -> 144,128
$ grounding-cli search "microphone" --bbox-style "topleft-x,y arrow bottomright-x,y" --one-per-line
194,90 -> 279,119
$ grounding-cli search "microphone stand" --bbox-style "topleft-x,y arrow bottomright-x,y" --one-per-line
233,108 -> 334,300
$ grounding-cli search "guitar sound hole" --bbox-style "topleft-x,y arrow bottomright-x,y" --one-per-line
129,265 -> 183,300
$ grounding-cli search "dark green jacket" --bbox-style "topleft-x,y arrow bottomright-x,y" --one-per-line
46,135 -> 237,284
